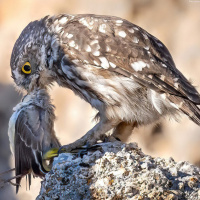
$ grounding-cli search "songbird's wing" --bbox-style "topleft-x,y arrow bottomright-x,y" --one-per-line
14,103 -> 60,193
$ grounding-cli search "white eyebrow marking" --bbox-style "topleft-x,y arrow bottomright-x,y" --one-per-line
131,61 -> 149,71
118,31 -> 126,38
99,24 -> 106,33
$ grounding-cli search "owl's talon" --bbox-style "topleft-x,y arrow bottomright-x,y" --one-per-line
58,145 -> 72,154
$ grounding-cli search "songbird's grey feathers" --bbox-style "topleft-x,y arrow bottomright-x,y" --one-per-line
8,89 -> 60,193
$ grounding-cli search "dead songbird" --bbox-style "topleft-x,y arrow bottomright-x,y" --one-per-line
10,14 -> 200,152
8,89 -> 60,193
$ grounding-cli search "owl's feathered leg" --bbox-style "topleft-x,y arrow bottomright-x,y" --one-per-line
59,118 -> 120,152
112,121 -> 138,142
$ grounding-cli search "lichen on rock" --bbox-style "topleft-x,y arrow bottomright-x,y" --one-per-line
36,141 -> 200,200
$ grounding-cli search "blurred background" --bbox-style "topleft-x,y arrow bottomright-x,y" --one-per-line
0,0 -> 200,199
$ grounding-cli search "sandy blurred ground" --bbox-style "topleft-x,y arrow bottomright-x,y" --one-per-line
0,0 -> 200,199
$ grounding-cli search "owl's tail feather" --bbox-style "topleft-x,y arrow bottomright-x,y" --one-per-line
180,101 -> 200,126
168,95 -> 200,126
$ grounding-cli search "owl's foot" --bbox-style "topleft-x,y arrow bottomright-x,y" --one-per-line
100,134 -> 121,143
58,118 -> 120,154
58,143 -> 102,156
58,138 -> 98,154
58,135 -> 120,155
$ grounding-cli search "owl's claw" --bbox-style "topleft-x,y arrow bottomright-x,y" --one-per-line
58,143 -> 102,156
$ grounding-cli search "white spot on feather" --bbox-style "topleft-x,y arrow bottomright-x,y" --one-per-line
67,34 -> 73,39
93,51 -> 100,56
106,46 -> 111,52
118,31 -> 126,38
174,82 -> 179,88
84,60 -> 89,64
72,59 -> 80,64
133,37 -> 139,43
116,20 -> 123,26
55,25 -> 62,32
59,17 -> 68,24
90,40 -> 98,45
69,40 -> 75,47
148,74 -> 153,79
79,18 -> 94,30
170,102 -> 179,109
85,45 -> 92,52
174,78 -> 179,82
109,62 -> 116,68
144,46 -> 150,50
128,28 -> 134,33
161,93 -> 166,99
99,24 -> 106,33
131,61 -> 149,71
74,45 -> 79,50
94,60 -> 99,65
160,75 -> 165,81
99,57 -> 109,69
143,33 -> 148,40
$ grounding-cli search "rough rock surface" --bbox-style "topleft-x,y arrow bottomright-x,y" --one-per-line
37,142 -> 200,200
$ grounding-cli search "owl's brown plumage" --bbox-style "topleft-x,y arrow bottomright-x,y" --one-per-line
10,14 -> 200,151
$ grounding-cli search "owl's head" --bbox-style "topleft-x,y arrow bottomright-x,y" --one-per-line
10,16 -> 57,93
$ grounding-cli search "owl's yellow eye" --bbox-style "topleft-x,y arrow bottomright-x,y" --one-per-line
22,62 -> 31,74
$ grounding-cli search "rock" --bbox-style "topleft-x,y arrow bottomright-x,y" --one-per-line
37,142 -> 200,200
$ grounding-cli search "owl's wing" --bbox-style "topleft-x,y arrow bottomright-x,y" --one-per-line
57,14 -> 200,104
14,106 -> 45,193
